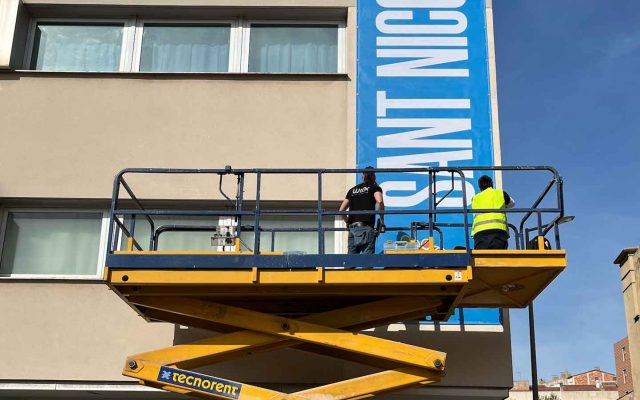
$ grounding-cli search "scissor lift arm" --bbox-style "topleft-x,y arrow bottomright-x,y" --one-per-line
121,296 -> 447,400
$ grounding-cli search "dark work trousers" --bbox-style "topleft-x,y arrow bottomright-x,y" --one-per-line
473,229 -> 509,250
348,226 -> 376,254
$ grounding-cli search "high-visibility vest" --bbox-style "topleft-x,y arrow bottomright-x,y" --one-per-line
471,188 -> 508,236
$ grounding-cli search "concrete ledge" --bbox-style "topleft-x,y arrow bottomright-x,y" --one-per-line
615,247 -> 638,266
0,70 -> 351,81
23,0 -> 355,6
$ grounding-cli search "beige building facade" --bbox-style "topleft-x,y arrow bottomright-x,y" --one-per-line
0,1 -> 513,399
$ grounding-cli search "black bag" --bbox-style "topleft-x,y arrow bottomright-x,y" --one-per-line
527,236 -> 551,250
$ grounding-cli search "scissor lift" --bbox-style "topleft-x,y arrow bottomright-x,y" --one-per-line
104,166 -> 567,400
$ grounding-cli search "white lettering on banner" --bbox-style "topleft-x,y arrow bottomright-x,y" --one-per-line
377,0 -> 466,8
377,91 -> 470,116
377,124 -> 476,206
377,36 -> 468,47
375,93 -> 475,206
378,150 -> 473,171
374,7 -> 469,76
381,179 -> 475,208
377,119 -> 472,149
377,49 -> 469,77
376,11 -> 467,34
373,0 -> 474,209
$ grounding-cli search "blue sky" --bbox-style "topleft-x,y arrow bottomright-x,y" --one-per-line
493,0 -> 640,381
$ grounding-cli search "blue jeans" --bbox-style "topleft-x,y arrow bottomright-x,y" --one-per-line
348,226 -> 376,254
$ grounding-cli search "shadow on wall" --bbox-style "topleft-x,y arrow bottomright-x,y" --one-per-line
171,320 -> 512,389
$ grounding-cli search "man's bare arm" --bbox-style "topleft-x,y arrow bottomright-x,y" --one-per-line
339,199 -> 350,223
374,191 -> 385,224
504,192 -> 516,209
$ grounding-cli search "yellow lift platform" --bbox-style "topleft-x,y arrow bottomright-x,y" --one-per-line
104,166 -> 567,400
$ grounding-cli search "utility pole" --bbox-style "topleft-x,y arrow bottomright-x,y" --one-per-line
529,302 -> 539,400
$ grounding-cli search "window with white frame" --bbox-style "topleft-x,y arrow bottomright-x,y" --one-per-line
135,22 -> 234,73
0,211 -> 108,277
245,23 -> 341,73
29,21 -> 128,72
26,18 -> 345,73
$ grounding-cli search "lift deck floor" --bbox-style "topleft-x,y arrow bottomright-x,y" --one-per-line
105,249 -> 566,323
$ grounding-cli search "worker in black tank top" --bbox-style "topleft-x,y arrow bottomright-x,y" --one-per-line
339,167 -> 386,254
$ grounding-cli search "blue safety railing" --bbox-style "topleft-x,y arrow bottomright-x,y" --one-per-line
106,166 -> 565,268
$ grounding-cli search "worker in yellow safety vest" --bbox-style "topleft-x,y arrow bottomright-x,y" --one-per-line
471,175 -> 515,249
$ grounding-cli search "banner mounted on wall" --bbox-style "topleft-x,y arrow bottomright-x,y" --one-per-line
356,0 -> 500,325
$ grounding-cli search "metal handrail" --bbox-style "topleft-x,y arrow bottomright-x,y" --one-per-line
150,224 -> 445,252
107,166 -> 564,255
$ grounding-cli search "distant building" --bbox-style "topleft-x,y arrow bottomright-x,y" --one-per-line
509,383 -> 618,400
540,371 -> 573,387
566,368 -> 616,387
510,367 -> 617,400
615,248 -> 640,399
614,337 -> 634,399
513,380 -> 531,391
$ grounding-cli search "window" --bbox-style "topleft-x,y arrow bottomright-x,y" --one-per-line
120,216 -> 218,251
623,369 -> 627,384
623,346 -> 626,362
26,18 -> 345,73
240,216 -> 339,254
118,215 -> 340,254
135,22 -> 233,72
0,211 -> 107,277
245,23 -> 341,73
29,21 -> 128,72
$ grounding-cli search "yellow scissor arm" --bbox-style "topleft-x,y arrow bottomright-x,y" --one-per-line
122,296 -> 447,400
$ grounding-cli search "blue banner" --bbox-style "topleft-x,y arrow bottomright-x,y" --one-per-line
357,0 -> 500,324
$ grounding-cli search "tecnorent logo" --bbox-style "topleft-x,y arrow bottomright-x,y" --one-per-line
157,366 -> 241,399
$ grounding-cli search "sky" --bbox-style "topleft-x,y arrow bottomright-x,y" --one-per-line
492,0 -> 640,382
